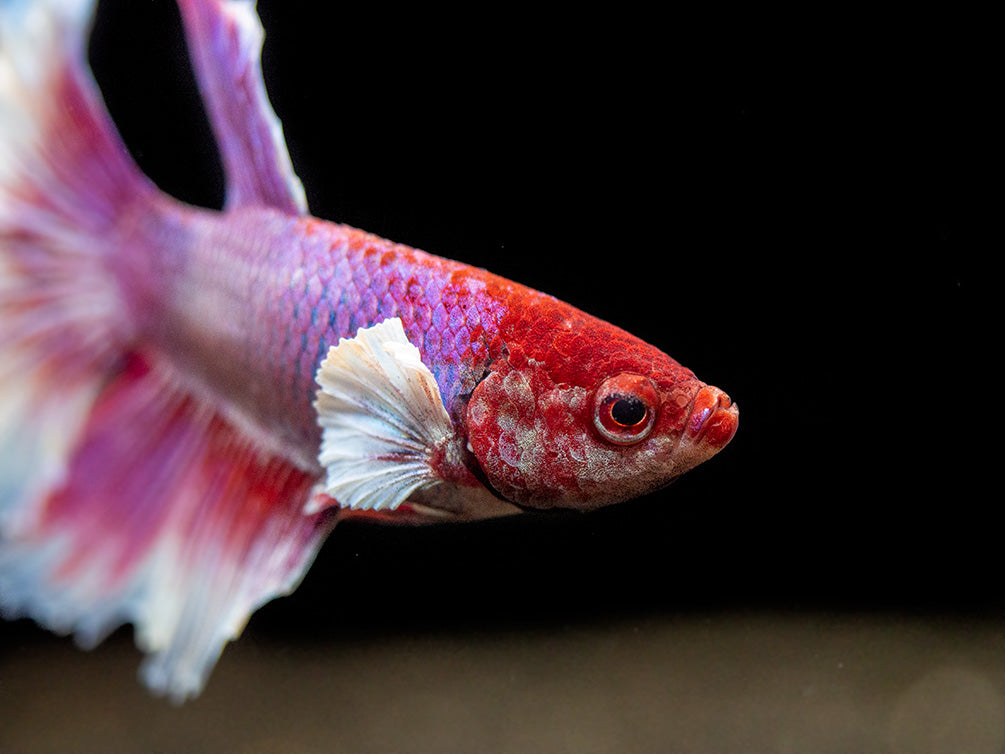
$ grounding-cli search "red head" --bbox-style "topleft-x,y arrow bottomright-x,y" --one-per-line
463,295 -> 738,509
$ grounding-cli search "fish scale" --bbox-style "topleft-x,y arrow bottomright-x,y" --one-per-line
259,219 -> 507,428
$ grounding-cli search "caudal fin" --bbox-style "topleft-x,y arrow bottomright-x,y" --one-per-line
0,0 -> 149,531
1,0 -> 337,700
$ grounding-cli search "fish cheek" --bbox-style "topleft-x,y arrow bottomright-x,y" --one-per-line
466,367 -> 601,508
465,369 -> 534,504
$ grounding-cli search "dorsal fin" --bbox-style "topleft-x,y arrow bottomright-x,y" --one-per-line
177,0 -> 307,213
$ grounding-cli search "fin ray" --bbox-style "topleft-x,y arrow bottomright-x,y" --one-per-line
1,0 -> 145,531
314,318 -> 454,512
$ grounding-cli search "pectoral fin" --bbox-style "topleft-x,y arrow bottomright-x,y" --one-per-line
313,318 -> 454,513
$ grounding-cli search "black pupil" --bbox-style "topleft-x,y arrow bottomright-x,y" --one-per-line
610,396 -> 647,427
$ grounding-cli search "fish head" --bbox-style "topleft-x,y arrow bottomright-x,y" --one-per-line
464,311 -> 738,510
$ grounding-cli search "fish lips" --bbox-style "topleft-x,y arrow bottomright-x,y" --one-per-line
684,385 -> 739,449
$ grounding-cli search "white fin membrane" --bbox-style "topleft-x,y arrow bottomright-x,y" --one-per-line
314,318 -> 454,512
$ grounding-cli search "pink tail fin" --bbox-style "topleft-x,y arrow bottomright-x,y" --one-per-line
1,0 -> 147,536
1,1 -> 337,700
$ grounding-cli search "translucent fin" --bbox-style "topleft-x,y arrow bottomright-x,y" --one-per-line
177,0 -> 307,213
0,353 -> 337,702
314,318 -> 454,512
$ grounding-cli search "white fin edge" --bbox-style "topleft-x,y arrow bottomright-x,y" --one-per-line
313,318 -> 453,512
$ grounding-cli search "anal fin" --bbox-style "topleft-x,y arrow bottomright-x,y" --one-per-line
0,352 -> 336,701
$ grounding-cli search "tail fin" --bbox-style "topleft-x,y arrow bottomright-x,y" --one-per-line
1,0 -> 337,700
0,0 -> 149,530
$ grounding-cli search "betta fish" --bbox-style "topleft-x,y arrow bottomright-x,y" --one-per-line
0,0 -> 738,701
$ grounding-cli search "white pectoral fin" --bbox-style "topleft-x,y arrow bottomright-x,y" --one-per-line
313,318 -> 454,512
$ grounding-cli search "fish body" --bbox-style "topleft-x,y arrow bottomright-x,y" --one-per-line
0,0 -> 737,700
140,206 -> 733,509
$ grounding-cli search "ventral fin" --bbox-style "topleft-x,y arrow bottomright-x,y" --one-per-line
313,318 -> 454,513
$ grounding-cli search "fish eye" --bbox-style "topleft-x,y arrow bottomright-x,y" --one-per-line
593,374 -> 659,445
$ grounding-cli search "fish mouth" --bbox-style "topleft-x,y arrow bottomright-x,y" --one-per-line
684,385 -> 739,449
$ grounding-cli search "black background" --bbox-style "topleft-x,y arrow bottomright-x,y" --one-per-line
5,0 -> 991,654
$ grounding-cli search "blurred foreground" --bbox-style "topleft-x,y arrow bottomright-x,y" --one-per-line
3,610 -> 1005,753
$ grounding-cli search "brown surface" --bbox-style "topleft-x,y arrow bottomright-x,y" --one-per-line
3,611 -> 1005,753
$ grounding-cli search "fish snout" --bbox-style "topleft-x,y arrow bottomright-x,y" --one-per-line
684,385 -> 739,448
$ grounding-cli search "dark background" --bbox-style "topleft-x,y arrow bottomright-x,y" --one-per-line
1,1 -> 993,750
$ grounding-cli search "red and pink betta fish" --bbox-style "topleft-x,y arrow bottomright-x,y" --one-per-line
0,0 -> 737,700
